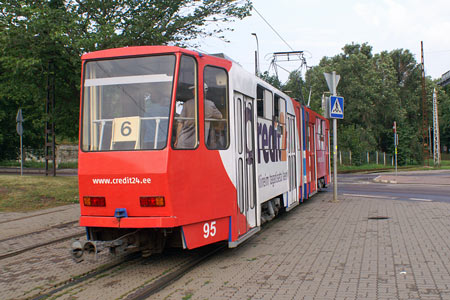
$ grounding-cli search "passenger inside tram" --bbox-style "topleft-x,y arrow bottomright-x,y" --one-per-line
142,84 -> 171,149
174,84 -> 222,149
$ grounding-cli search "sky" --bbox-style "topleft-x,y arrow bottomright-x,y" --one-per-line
193,0 -> 450,83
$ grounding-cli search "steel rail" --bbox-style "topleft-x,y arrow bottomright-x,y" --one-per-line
0,232 -> 84,261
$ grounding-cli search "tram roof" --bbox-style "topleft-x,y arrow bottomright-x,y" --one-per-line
82,46 -> 207,61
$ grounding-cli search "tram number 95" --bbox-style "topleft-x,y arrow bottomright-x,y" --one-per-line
203,221 -> 216,238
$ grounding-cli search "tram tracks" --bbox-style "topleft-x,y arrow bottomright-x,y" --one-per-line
0,220 -> 79,244
31,253 -> 141,300
27,244 -> 227,300
125,244 -> 226,300
0,208 -> 69,225
0,220 -> 84,260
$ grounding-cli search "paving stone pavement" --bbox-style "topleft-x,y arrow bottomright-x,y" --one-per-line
0,204 -> 80,239
154,192 -> 450,300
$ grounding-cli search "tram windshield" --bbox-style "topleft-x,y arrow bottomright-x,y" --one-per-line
81,55 -> 176,151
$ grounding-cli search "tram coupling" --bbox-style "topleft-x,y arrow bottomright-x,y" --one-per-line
70,239 -> 129,262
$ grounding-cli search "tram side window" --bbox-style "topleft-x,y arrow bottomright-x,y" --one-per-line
274,95 -> 286,150
257,85 -> 264,117
320,120 -> 325,150
305,112 -> 310,151
264,89 -> 273,119
256,85 -> 273,120
296,107 -> 301,151
316,120 -> 322,150
204,66 -> 229,149
172,56 -> 198,149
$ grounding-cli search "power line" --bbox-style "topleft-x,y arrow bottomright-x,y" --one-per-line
252,5 -> 294,51
425,49 -> 450,54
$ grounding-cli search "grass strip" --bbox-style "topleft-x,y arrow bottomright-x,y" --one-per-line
0,175 -> 78,212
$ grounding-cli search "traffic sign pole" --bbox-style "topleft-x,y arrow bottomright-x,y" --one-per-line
324,71 -> 343,202
393,121 -> 398,178
332,72 -> 338,202
20,135 -> 23,176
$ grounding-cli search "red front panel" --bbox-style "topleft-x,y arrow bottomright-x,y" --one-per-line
78,146 -> 237,229
78,150 -> 173,219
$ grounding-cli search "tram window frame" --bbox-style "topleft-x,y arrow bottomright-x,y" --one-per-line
256,85 -> 273,120
319,119 -> 325,150
203,65 -> 230,150
264,89 -> 273,119
274,94 -> 286,150
257,85 -> 264,117
172,55 -> 199,150
305,112 -> 310,151
296,107 -> 301,151
274,95 -> 280,119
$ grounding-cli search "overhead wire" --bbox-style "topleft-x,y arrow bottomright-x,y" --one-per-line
252,4 -> 310,85
252,5 -> 294,52
251,5 -> 318,104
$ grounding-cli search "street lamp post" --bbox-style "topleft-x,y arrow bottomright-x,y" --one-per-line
251,33 -> 260,76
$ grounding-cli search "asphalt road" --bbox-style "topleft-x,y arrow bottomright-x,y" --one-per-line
327,171 -> 450,203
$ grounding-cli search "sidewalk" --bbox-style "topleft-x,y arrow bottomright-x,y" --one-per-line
374,169 -> 450,185
154,192 -> 450,300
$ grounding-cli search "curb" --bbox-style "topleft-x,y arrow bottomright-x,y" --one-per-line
0,168 -> 77,176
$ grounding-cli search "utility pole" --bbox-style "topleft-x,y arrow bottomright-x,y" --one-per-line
16,108 -> 24,176
45,61 -> 56,176
421,41 -> 429,166
432,88 -> 441,166
251,33 -> 260,76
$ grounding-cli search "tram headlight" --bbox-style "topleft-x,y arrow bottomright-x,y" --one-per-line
140,196 -> 165,207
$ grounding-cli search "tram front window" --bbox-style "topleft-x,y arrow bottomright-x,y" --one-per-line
81,55 -> 176,151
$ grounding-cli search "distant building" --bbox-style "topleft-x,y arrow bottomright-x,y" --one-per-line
438,70 -> 450,86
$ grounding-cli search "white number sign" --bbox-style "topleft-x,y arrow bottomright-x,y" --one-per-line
203,221 -> 216,238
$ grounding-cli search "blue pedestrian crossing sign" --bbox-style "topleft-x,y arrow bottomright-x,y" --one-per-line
330,96 -> 344,119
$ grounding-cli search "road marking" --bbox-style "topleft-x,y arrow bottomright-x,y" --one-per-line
343,193 -> 433,202
408,198 -> 433,202
343,193 -> 397,200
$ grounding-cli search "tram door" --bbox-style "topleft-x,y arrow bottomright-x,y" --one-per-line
287,114 -> 298,206
234,92 -> 257,235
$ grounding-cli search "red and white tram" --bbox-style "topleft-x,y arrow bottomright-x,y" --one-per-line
72,46 -> 330,260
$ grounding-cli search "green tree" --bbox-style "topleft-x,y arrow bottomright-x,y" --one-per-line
259,71 -> 282,90
0,0 -> 252,160
73,0 -> 251,51
0,0 -> 82,159
283,70 -> 307,105
303,43 -> 429,165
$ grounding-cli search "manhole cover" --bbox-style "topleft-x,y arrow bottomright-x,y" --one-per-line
368,216 -> 390,220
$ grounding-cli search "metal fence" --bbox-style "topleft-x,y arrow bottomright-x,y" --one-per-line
336,151 -> 404,166
12,147 -> 450,168
20,145 -> 78,168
